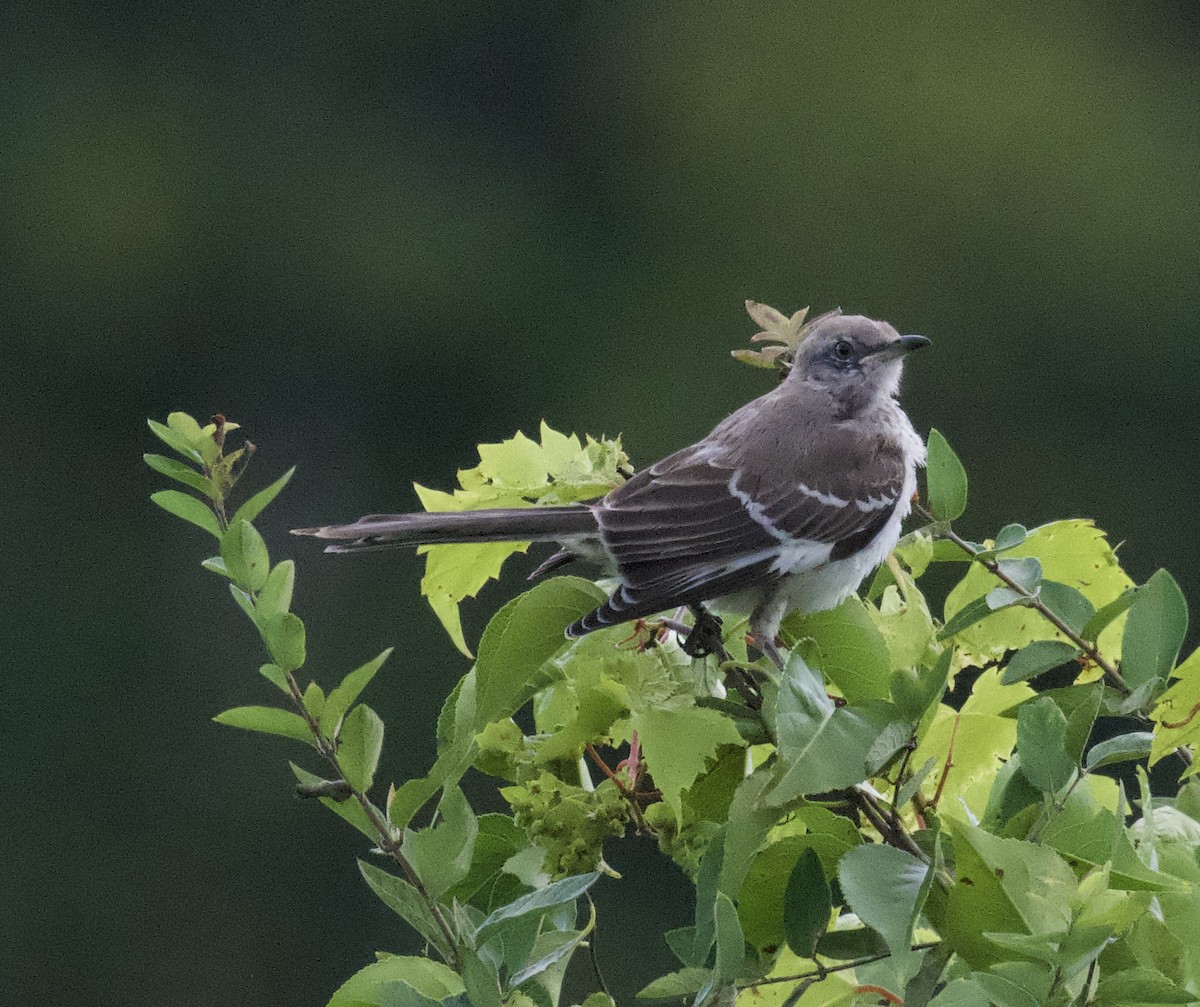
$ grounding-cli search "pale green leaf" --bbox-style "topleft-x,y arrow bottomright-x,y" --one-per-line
325,956 -> 464,1007
401,785 -> 479,899
213,705 -> 313,744
473,577 -> 608,731
147,417 -> 203,463
1151,645 -> 1200,766
475,871 -> 600,938
339,703 -> 384,792
150,489 -> 222,538
261,611 -> 306,672
258,663 -> 290,694
631,703 -> 743,820
1093,967 -> 1199,1005
943,819 -> 1076,968
143,453 -> 217,498
926,428 -> 968,521
232,466 -> 295,526
257,560 -> 295,621
321,648 -> 394,737
943,521 -> 1134,670
221,519 -> 269,592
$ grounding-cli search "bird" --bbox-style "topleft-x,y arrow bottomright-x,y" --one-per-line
293,310 -> 929,671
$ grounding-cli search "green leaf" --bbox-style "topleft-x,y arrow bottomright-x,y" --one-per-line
201,555 -> 229,577
838,844 -> 930,964
1085,732 -> 1154,770
1122,570 -> 1189,690
147,417 -> 203,463
1093,967 -> 1199,1005
213,705 -> 313,744
258,663 -> 290,694
321,648 -> 394,738
996,556 -> 1042,593
414,427 -> 627,653
231,465 -> 295,526
767,653 -> 907,804
1001,640 -> 1081,685
290,762 -> 380,842
784,598 -> 893,703
338,703 -> 384,792
636,969 -> 711,999
925,428 -> 968,521
712,892 -> 745,984
1082,587 -> 1138,643
358,860 -> 454,960
257,560 -> 295,622
261,612 -> 306,672
325,955 -> 464,1007
630,703 -> 743,821
943,521 -> 1133,670
783,847 -> 831,958
1016,697 -> 1075,794
938,595 -> 995,641
1040,791 -> 1177,892
150,489 -> 222,538
1038,581 -> 1095,634
229,584 -> 257,623
302,681 -> 325,721
993,524 -> 1028,553
221,519 -> 270,591
475,871 -> 600,938
401,785 -> 478,900
473,577 -> 608,731
144,453 -> 217,498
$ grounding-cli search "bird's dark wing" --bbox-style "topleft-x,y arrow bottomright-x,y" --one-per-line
567,431 -> 908,634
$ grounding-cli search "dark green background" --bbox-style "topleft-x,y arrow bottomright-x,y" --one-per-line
6,3 -> 1199,1004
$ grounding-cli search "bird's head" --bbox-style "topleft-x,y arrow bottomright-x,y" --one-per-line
789,312 -> 930,411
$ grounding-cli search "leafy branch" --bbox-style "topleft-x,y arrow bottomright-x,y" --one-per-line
148,380 -> 1200,1007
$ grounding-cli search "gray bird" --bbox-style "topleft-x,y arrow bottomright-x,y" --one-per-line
293,311 -> 929,670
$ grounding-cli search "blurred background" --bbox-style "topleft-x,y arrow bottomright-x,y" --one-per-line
5,1 -> 1199,1003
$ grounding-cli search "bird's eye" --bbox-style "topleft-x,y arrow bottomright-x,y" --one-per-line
834,340 -> 854,361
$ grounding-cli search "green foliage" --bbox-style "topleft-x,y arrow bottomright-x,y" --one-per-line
412,422 -> 628,656
148,412 -> 1200,1007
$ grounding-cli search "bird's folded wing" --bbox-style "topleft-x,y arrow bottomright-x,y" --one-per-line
592,438 -> 906,616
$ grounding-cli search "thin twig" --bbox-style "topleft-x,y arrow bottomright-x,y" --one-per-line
916,504 -> 1128,694
283,670 -> 460,962
746,941 -> 941,988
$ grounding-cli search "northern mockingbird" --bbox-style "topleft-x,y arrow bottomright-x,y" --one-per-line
294,311 -> 929,670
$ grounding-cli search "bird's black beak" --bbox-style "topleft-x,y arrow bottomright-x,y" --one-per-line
863,334 -> 931,360
896,334 -> 931,353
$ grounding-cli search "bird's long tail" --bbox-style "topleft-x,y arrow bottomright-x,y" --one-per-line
291,506 -> 600,553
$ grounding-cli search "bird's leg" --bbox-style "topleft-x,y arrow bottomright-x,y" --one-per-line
680,604 -> 728,661
677,605 -> 767,710
758,636 -> 787,673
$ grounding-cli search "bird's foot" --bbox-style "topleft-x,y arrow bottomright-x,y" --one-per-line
680,607 -> 727,661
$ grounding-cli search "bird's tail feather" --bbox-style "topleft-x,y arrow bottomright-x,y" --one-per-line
291,506 -> 599,552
